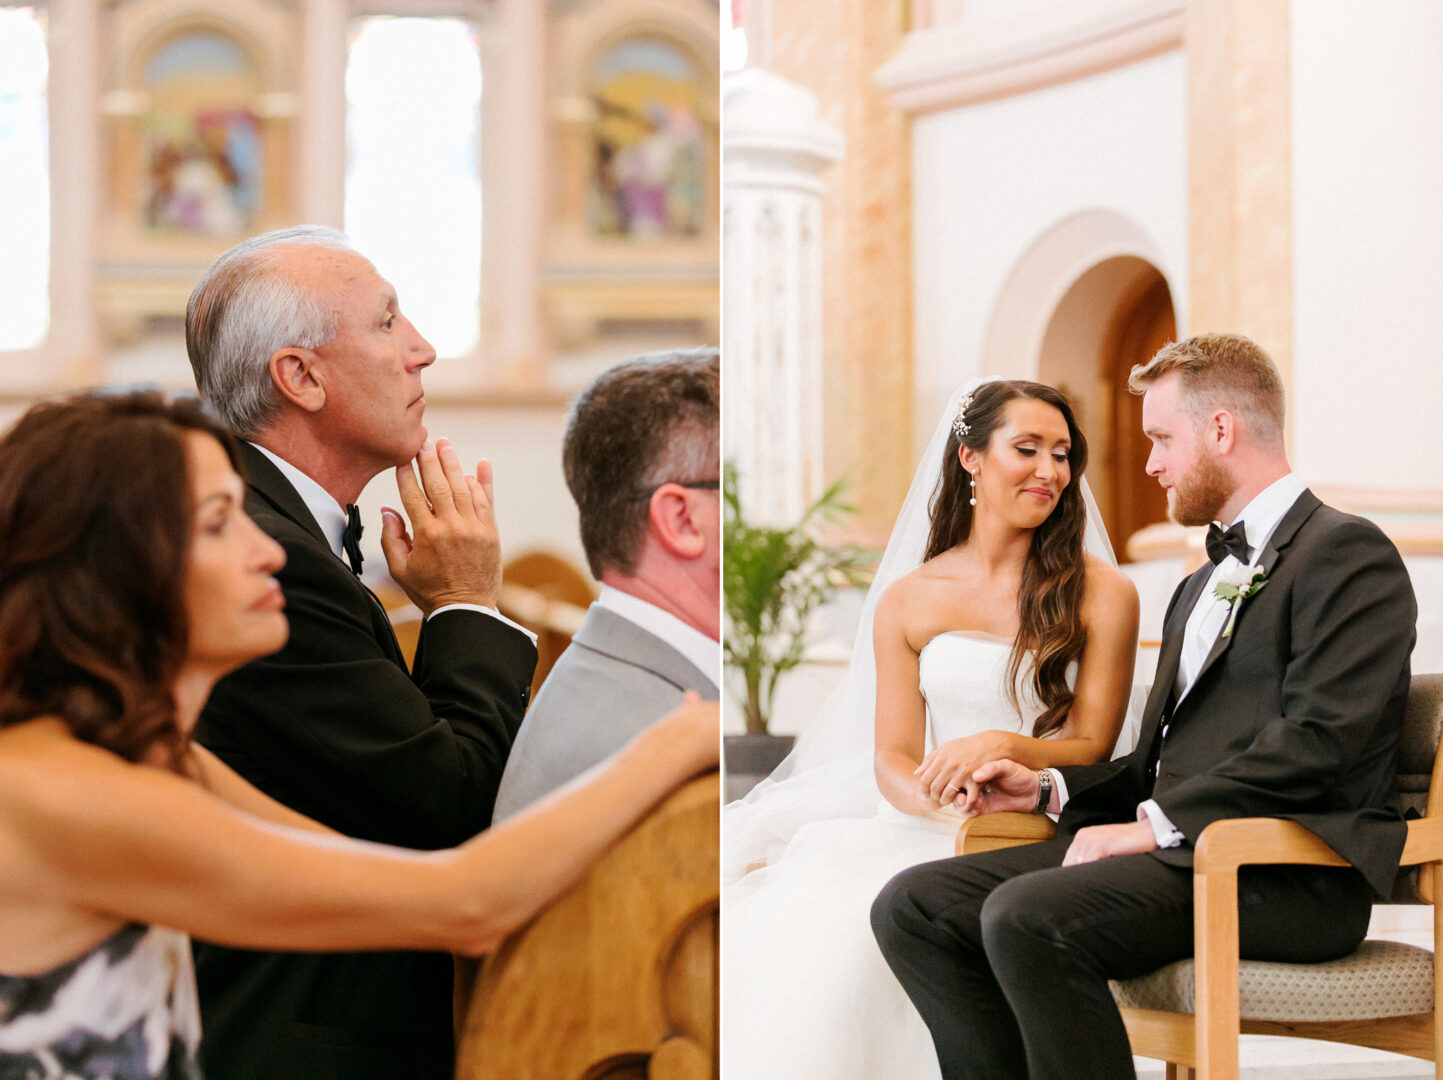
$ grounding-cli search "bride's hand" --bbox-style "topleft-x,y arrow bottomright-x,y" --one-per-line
955,759 -> 1039,816
914,731 -> 1019,805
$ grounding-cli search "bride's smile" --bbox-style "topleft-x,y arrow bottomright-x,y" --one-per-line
961,397 -> 1074,529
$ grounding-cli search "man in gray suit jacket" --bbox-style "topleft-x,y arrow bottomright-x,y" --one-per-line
495,348 -> 720,819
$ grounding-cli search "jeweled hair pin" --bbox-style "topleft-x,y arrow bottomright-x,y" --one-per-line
952,393 -> 974,439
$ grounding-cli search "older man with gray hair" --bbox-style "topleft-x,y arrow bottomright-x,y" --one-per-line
185,225 -> 537,1080
494,348 -> 721,820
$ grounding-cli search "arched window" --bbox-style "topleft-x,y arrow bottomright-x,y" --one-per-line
345,16 -> 482,359
0,6 -> 50,351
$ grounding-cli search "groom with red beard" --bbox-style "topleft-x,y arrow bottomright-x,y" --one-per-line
872,333 -> 1416,1080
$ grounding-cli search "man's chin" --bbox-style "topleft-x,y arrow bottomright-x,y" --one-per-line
401,424 -> 428,462
1166,490 -> 1225,528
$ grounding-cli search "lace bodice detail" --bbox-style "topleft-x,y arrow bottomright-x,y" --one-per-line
917,632 -> 1042,751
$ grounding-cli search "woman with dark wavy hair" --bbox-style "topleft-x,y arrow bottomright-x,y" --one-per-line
723,379 -> 1139,1080
0,392 -> 716,1079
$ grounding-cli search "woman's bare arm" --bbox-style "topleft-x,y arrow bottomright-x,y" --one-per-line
912,561 -> 1140,802
872,581 -> 943,816
0,701 -> 717,959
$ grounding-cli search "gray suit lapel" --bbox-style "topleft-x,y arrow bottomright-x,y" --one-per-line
571,606 -> 719,697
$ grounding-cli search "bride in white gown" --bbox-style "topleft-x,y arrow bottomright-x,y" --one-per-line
722,379 -> 1142,1080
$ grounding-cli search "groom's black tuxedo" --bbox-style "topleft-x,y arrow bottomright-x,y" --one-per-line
1059,488 -> 1412,897
192,443 -> 538,1080
873,490 -> 1416,1080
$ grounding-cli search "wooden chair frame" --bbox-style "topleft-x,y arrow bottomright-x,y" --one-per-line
954,735 -> 1443,1080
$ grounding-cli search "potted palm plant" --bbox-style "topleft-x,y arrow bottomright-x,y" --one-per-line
723,462 -> 870,796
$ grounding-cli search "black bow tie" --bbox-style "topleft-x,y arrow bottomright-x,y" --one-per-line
1205,520 -> 1249,565
342,504 -> 364,576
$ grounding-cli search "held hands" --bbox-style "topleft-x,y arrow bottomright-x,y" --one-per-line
914,731 -> 1019,805
954,758 -> 1041,816
1061,820 -> 1157,866
381,438 -> 503,615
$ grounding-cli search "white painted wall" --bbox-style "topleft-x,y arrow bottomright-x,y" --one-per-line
910,48 -> 1187,453
1291,1 -> 1443,493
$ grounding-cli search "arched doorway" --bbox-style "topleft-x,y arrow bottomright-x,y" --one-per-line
1036,257 -> 1175,557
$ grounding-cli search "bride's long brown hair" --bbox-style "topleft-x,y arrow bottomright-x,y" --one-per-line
924,381 -> 1090,738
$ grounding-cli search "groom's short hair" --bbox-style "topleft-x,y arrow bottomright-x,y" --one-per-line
563,347 -> 719,578
1128,332 -> 1285,446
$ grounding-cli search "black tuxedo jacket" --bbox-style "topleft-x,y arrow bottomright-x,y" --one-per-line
1058,490 -> 1415,899
192,443 -> 537,1080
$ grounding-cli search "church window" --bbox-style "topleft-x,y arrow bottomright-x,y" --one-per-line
0,6 -> 51,351
345,16 -> 482,359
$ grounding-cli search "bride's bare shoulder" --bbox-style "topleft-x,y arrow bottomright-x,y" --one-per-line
1081,556 -> 1139,627
876,557 -> 950,613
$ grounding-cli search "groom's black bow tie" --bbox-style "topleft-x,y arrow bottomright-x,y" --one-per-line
342,504 -> 364,576
1205,520 -> 1249,565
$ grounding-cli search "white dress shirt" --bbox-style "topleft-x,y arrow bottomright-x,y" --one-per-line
595,584 -> 720,679
1050,473 -> 1306,845
249,443 -> 536,643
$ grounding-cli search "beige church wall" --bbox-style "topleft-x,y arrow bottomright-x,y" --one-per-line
905,48 -> 1188,468
1289,1 -> 1443,495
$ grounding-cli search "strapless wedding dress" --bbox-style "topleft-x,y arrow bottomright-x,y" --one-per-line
722,632 -> 1045,1080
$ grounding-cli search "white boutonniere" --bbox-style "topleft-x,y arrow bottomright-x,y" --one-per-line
1213,563 -> 1268,638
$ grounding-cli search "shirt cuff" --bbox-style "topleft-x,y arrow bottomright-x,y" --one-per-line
427,603 -> 540,646
1045,768 -> 1067,821
1137,799 -> 1186,848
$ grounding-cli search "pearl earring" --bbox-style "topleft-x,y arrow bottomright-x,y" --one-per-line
969,470 -> 978,507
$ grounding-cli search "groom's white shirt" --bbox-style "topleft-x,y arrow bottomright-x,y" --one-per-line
1048,472 -> 1305,846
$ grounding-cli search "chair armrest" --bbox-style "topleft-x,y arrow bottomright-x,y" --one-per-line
1194,815 -> 1443,875
1192,817 -> 1348,875
955,812 -> 1056,856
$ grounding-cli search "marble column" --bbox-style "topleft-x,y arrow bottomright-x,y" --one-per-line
722,67 -> 841,526
767,0 -> 913,546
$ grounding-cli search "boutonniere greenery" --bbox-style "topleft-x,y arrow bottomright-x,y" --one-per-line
1214,563 -> 1268,638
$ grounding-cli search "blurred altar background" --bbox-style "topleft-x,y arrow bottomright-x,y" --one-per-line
0,0 -> 718,579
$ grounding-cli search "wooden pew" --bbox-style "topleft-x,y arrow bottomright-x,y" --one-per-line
456,772 -> 720,1080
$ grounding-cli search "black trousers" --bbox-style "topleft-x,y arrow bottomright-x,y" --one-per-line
870,836 -> 1373,1080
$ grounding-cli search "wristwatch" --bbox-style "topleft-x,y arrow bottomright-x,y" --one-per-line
1033,769 -> 1053,815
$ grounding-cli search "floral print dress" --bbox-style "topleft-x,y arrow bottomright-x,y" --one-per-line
0,924 -> 202,1080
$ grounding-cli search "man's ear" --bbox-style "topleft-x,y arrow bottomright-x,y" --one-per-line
269,347 -> 326,414
1207,409 -> 1236,454
648,484 -> 705,560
